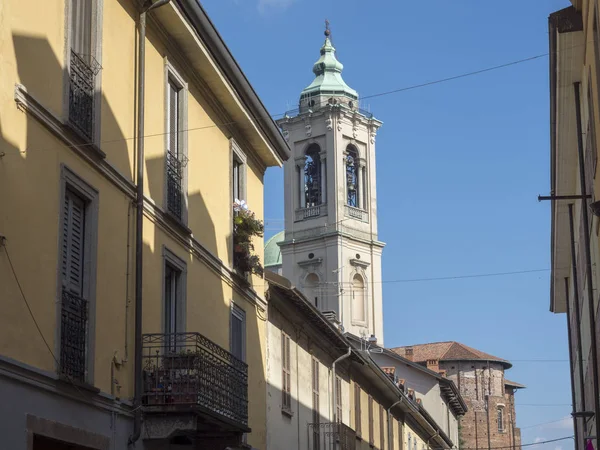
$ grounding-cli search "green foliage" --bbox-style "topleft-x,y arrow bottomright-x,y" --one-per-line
233,206 -> 265,276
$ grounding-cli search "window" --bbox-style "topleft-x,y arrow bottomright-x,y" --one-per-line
230,304 -> 246,362
368,395 -> 374,446
335,376 -> 342,422
380,405 -> 385,449
58,167 -> 98,384
351,274 -> 366,323
398,421 -> 403,450
282,332 -> 292,412
67,0 -> 101,141
164,63 -> 188,222
312,357 -> 320,450
346,146 -> 359,207
497,407 -> 504,432
163,248 -> 186,350
304,273 -> 320,309
60,188 -> 88,382
304,144 -> 322,207
164,263 -> 181,335
232,139 -> 247,202
354,383 -> 362,437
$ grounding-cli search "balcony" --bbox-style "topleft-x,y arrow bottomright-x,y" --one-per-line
308,422 -> 356,450
68,50 -> 100,141
295,204 -> 327,221
344,205 -> 368,222
142,332 -> 249,437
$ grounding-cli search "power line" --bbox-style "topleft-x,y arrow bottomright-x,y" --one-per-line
11,40 -> 593,159
449,436 -> 573,450
361,53 -> 548,101
521,418 -> 572,430
0,239 -> 112,413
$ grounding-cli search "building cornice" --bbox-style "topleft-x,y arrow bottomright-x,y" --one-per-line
14,83 -> 267,312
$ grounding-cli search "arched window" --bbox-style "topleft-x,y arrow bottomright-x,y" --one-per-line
304,273 -> 320,309
346,146 -> 359,207
304,144 -> 322,207
351,274 -> 365,322
497,407 -> 504,432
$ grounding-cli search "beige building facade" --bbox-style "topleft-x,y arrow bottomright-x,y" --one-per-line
548,2 -> 600,450
0,0 -> 288,449
265,271 -> 456,450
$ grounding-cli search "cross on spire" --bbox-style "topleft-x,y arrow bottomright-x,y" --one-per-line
324,19 -> 330,36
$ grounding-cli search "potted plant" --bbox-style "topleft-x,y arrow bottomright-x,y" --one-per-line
233,200 -> 264,276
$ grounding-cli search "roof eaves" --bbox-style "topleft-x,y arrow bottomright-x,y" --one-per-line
176,0 -> 290,163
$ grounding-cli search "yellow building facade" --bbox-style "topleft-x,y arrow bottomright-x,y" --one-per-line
0,0 -> 288,449
265,271 -> 457,450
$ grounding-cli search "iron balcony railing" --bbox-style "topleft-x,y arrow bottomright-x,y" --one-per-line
142,332 -> 248,428
308,422 -> 356,450
166,150 -> 186,219
68,50 -> 100,141
60,288 -> 88,382
282,102 -> 374,120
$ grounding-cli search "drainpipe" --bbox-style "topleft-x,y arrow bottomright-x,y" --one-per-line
427,431 -> 439,450
129,0 -> 171,446
565,275 -> 581,450
387,399 -> 402,450
568,203 -> 587,420
574,81 -> 600,450
332,347 -> 352,425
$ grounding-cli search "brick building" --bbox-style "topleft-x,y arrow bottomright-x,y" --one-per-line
391,342 -> 524,450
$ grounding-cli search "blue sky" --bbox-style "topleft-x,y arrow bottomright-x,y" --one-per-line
202,0 -> 575,448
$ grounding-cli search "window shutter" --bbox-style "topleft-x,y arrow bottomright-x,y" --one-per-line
168,81 -> 179,157
63,189 -> 86,296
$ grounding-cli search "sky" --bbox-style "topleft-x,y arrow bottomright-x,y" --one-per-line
201,0 -> 575,449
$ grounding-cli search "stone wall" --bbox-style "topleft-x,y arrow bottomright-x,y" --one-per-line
442,362 -> 520,450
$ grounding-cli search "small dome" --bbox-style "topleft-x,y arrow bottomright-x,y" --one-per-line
264,231 -> 285,268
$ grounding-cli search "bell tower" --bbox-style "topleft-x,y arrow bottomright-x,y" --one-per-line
276,23 -> 385,344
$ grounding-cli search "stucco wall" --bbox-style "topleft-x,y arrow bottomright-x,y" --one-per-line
0,0 -> 273,448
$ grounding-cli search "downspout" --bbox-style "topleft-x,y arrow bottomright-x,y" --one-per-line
565,276 -> 581,450
568,203 -> 587,417
332,347 -> 352,431
130,0 -> 171,445
387,399 -> 402,450
427,431 -> 439,450
574,82 -> 600,450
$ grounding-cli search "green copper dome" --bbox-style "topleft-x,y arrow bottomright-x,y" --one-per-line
300,27 -> 358,105
264,231 -> 285,268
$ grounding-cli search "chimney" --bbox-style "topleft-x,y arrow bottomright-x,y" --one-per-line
322,311 -> 341,329
405,347 -> 414,361
382,367 -> 396,382
427,359 -> 440,373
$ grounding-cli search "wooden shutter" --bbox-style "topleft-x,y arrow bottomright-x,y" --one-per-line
354,383 -> 362,436
168,80 -> 179,157
282,332 -> 291,410
380,405 -> 385,449
62,189 -> 86,296
368,395 -> 374,446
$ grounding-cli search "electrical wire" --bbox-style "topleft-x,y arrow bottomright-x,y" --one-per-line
0,239 -> 123,413
8,40 -> 594,158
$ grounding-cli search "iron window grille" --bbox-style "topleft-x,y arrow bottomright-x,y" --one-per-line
142,332 -> 248,428
68,50 -> 101,141
60,288 -> 88,382
166,149 -> 188,219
